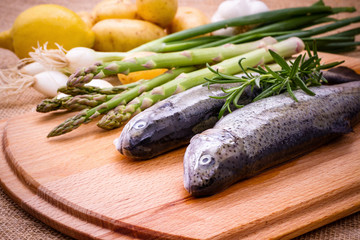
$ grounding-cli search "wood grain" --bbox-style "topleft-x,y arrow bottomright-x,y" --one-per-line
0,52 -> 360,239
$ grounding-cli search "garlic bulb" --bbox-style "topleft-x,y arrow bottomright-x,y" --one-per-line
211,0 -> 269,36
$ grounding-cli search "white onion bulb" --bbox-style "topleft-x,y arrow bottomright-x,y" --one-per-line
65,47 -> 98,73
211,0 -> 269,36
33,71 -> 68,97
19,62 -> 47,76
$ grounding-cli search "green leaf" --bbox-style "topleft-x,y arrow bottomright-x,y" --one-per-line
253,83 -> 280,101
312,40 -> 318,56
317,60 -> 344,70
305,43 -> 313,57
209,95 -> 228,100
300,56 -> 317,71
269,49 -> 290,71
248,66 -> 267,74
264,65 -> 285,82
254,75 -> 261,88
238,58 -> 253,78
289,55 -> 302,79
294,76 -> 316,96
286,81 -> 298,101
233,85 -> 248,108
206,63 -> 219,74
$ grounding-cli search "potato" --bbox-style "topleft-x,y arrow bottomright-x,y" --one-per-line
77,11 -> 96,28
136,0 -> 177,28
168,6 -> 209,34
92,19 -> 166,52
93,0 -> 137,22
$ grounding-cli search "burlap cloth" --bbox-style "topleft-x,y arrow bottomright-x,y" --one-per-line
1,0 -> 359,239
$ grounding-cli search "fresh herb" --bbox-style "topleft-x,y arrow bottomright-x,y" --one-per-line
205,44 -> 344,118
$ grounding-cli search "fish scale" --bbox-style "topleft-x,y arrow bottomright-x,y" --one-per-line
184,81 -> 360,197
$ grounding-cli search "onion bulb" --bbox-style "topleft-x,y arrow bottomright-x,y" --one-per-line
29,43 -> 127,74
33,71 -> 68,97
211,0 -> 269,36
0,42 -> 124,98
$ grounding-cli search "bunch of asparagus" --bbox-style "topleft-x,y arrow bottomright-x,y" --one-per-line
36,1 -> 360,137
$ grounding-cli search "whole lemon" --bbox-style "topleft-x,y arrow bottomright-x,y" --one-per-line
10,4 -> 95,59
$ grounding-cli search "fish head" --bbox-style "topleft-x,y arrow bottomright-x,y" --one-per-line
184,128 -> 245,197
114,111 -> 158,159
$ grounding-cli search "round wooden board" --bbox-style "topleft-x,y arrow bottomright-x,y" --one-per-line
1,53 -> 360,240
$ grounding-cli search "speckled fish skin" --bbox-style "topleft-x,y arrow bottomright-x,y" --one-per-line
184,81 -> 360,197
115,83 -> 260,159
115,67 -> 359,160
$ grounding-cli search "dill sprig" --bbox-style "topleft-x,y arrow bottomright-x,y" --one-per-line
205,44 -> 344,118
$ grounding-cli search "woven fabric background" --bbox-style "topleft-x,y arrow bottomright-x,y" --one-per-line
0,0 -> 359,239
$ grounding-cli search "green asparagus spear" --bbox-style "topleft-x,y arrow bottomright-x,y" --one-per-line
47,66 -> 197,137
58,80 -> 147,96
97,37 -> 305,130
36,96 -> 72,113
63,94 -> 115,111
67,37 -> 278,87
36,94 -> 116,113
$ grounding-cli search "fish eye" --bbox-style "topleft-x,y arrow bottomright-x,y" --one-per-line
133,120 -> 147,130
199,155 -> 215,166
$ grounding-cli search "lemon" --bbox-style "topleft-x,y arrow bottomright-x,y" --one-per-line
9,4 -> 95,59
118,69 -> 168,84
0,30 -> 14,52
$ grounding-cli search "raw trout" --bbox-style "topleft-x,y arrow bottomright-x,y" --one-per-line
114,83 -> 260,159
184,81 -> 360,197
115,67 -> 360,160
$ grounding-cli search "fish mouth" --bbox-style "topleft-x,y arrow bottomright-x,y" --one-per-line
183,128 -> 241,197
183,130 -> 222,197
114,122 -> 131,155
119,135 -> 154,160
114,123 -> 150,159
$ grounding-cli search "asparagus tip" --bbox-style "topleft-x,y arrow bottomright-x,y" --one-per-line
47,114 -> 86,137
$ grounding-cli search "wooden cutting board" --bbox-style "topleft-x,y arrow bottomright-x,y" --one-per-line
1,52 -> 360,240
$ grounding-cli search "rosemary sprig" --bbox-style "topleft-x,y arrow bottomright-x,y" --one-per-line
205,44 -> 344,118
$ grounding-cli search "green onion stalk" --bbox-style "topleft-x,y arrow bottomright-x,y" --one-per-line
192,13 -> 331,48
129,4 -> 335,53
302,27 -> 360,52
276,16 -> 360,41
